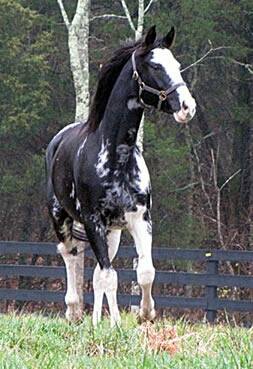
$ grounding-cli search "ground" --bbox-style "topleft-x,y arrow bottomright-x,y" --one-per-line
0,312 -> 252,369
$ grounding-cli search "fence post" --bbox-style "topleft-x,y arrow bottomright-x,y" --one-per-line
205,253 -> 218,323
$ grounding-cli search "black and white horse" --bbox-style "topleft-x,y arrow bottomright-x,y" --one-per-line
46,26 -> 196,325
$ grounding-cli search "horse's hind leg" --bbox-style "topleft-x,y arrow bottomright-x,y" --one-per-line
58,239 -> 84,321
49,197 -> 84,321
92,229 -> 121,327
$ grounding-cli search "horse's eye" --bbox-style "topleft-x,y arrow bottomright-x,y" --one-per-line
149,63 -> 159,70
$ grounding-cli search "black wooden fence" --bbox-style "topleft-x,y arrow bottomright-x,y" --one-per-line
0,241 -> 252,322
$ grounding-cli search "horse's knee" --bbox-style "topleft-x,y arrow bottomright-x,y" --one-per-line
57,242 -> 68,255
137,264 -> 155,286
65,291 -> 79,306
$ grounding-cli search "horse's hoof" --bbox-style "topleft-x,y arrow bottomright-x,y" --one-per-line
66,306 -> 83,322
139,307 -> 156,322
110,315 -> 121,328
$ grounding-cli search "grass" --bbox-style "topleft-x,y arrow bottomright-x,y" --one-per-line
0,312 -> 252,369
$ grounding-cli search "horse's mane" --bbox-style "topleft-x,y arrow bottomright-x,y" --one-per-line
87,39 -> 143,132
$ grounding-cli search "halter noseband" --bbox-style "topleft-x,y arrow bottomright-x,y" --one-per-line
131,50 -> 186,110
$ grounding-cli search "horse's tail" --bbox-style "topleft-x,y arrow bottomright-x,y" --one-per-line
45,122 -> 82,197
45,130 -> 64,200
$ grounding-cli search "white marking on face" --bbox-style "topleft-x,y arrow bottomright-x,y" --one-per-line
70,182 -> 75,199
95,138 -> 110,178
127,98 -> 142,110
151,48 -> 181,77
151,48 -> 196,120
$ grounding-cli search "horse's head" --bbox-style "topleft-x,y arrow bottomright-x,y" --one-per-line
133,26 -> 196,123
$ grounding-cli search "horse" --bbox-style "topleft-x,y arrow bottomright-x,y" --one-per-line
46,25 -> 196,326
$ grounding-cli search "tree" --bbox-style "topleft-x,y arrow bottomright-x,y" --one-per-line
57,0 -> 90,121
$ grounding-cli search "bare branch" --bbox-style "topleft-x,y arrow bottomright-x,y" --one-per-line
144,0 -> 156,14
228,59 -> 253,74
220,169 -> 241,192
88,36 -> 105,43
120,0 -> 136,33
192,139 -> 214,215
211,149 -> 218,188
208,56 -> 253,75
57,0 -> 70,29
195,131 -> 216,148
91,14 -> 127,22
181,44 -> 234,73
211,148 -> 224,247
171,182 -> 199,193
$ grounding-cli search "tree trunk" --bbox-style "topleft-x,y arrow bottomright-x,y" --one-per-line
71,0 -> 89,121
57,0 -> 90,122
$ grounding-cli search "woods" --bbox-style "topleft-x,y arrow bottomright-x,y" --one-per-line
0,0 -> 252,253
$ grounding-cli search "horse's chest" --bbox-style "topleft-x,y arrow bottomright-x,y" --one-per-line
94,146 -> 150,228
100,170 -> 149,228
102,177 -> 138,213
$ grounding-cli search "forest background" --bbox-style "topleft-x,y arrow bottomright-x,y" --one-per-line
0,0 -> 252,254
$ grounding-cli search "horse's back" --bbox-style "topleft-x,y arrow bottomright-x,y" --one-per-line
46,122 -> 84,166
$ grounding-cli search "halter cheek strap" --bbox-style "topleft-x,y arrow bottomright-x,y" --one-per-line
131,50 -> 186,110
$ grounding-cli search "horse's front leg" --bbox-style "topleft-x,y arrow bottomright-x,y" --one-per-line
103,229 -> 121,326
83,215 -> 121,326
92,231 -> 121,327
126,206 -> 156,321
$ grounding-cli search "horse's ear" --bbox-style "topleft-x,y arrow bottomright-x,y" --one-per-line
162,26 -> 176,48
143,25 -> 156,48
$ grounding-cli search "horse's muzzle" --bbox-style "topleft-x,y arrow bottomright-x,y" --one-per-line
173,98 -> 196,123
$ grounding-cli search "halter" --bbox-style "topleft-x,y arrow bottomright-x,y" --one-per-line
131,50 -> 186,110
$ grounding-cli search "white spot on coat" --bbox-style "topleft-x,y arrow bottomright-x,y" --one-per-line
127,98 -> 142,110
52,195 -> 61,219
76,198 -> 81,211
60,219 -> 72,240
134,148 -> 150,192
77,137 -> 87,157
95,138 -> 110,177
70,183 -> 75,198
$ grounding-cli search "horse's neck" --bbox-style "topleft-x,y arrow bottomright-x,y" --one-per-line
99,62 -> 143,148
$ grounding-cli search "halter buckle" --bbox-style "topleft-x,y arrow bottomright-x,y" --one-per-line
140,81 -> 145,90
159,91 -> 167,101
132,71 -> 139,81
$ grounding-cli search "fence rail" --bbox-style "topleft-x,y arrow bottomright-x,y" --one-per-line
0,241 -> 252,322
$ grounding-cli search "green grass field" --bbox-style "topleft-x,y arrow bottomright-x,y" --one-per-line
0,312 -> 252,369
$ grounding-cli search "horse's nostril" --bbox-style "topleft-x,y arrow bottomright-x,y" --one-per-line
182,101 -> 189,111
